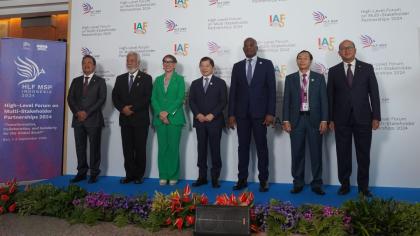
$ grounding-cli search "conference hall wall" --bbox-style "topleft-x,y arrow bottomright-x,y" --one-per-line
67,0 -> 420,187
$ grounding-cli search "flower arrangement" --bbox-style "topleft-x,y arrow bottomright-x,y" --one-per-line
0,178 -> 18,214
8,181 -> 420,235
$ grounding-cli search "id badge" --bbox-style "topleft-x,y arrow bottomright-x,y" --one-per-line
302,103 -> 309,111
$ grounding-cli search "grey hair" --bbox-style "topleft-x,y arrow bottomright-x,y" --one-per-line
127,51 -> 140,64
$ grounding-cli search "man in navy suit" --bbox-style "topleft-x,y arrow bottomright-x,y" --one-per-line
282,50 -> 328,195
189,57 -> 227,188
327,40 -> 381,197
67,55 -> 107,184
112,52 -> 153,185
228,37 -> 276,192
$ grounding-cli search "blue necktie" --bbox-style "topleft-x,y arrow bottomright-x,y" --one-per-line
246,59 -> 252,85
129,74 -> 134,91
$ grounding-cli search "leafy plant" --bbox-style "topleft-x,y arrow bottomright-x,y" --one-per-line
343,195 -> 420,236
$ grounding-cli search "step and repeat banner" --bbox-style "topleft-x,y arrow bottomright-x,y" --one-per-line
67,0 -> 420,187
0,38 -> 66,181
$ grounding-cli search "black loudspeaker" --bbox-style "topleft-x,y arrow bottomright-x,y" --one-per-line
194,205 -> 250,236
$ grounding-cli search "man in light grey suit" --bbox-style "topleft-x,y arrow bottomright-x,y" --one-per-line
282,50 -> 328,195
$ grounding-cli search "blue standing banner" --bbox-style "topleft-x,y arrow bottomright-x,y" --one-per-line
0,38 -> 66,181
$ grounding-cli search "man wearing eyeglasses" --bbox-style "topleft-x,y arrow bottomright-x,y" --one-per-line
327,40 -> 381,197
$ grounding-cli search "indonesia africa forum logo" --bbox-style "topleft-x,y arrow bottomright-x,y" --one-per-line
174,43 -> 189,56
134,22 -> 148,34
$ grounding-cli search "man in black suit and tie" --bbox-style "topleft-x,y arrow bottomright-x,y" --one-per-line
67,55 -> 107,184
282,50 -> 328,195
189,57 -> 227,188
327,40 -> 381,197
228,37 -> 276,192
112,52 -> 153,184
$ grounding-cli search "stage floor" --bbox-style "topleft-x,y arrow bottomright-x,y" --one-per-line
40,175 -> 420,207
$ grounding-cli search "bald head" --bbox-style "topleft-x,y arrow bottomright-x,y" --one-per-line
243,37 -> 258,58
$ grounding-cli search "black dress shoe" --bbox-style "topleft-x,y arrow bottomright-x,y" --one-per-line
211,178 -> 221,188
70,175 -> 86,183
88,176 -> 98,184
338,185 -> 350,195
120,177 -> 133,184
192,178 -> 208,187
232,179 -> 248,190
290,186 -> 303,194
259,181 -> 269,192
359,189 -> 373,197
312,187 -> 326,195
134,178 -> 144,184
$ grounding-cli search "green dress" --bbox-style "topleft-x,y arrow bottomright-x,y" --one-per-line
151,72 -> 186,180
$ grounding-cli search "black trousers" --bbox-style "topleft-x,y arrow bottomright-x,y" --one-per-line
195,124 -> 222,180
236,116 -> 269,182
335,113 -> 372,190
74,125 -> 102,177
121,125 -> 148,180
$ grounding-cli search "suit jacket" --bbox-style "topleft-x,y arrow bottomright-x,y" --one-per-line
112,71 -> 153,127
282,71 -> 328,128
189,75 -> 227,128
228,57 -> 276,119
327,59 -> 381,125
151,72 -> 186,126
67,74 -> 107,128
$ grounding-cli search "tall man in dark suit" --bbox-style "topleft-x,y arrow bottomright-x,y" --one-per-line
327,40 -> 381,197
228,37 -> 276,192
67,55 -> 107,184
282,50 -> 328,195
112,52 -> 153,184
189,57 -> 227,188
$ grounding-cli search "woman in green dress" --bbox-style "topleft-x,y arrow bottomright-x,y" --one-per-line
151,54 -> 186,186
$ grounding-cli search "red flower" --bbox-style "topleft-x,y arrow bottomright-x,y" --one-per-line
185,215 -> 195,226
8,203 -> 16,213
0,206 -> 4,214
165,217 -> 172,225
174,217 -> 184,230
183,184 -> 191,197
9,185 -> 16,194
229,193 -> 237,205
0,187 -> 5,194
182,196 -> 191,203
189,205 -> 196,211
1,194 -> 10,202
200,194 -> 208,205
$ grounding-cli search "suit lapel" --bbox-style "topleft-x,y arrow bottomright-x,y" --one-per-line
250,57 -> 260,86
308,72 -> 316,106
353,60 -> 362,86
130,72 -> 142,93
240,60 -> 249,86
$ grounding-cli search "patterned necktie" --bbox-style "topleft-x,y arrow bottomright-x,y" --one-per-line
301,74 -> 308,110
204,77 -> 209,93
347,63 -> 353,87
83,76 -> 89,96
129,74 -> 134,91
246,59 -> 252,85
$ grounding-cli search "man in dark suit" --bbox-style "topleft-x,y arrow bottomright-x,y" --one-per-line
327,40 -> 381,197
189,57 -> 227,188
112,52 -> 153,184
228,37 -> 276,192
282,50 -> 328,195
67,55 -> 107,184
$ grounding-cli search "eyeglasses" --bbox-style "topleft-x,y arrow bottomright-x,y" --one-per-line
163,60 -> 175,64
339,46 -> 355,51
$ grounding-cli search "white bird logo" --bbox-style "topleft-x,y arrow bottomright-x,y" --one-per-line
14,57 -> 45,85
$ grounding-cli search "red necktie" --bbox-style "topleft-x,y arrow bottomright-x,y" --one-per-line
347,64 -> 353,87
83,76 -> 89,96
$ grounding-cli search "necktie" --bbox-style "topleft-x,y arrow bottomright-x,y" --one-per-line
347,63 -> 353,87
83,76 -> 89,96
301,74 -> 308,110
129,74 -> 134,91
246,59 -> 252,85
203,77 -> 209,93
